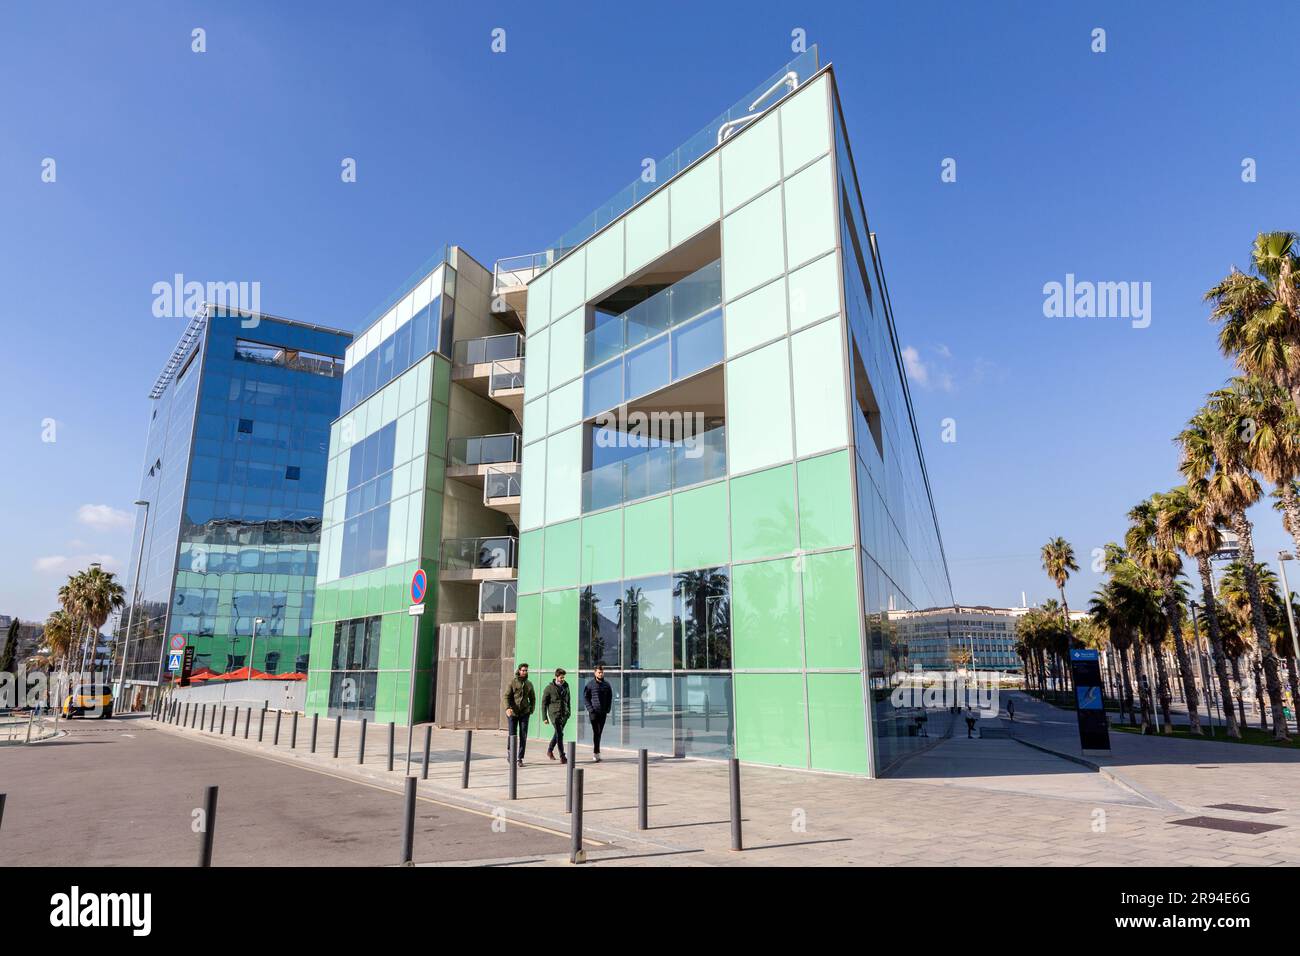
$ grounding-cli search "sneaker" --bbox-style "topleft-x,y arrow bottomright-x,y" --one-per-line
517,757 -> 524,767
593,754 -> 602,763
547,750 -> 556,761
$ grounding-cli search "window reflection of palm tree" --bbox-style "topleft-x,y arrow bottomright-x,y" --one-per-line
672,568 -> 731,669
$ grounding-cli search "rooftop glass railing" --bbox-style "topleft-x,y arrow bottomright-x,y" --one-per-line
453,332 -> 523,366
582,424 -> 726,513
441,536 -> 517,572
586,260 -> 721,370
447,433 -> 521,468
547,47 -> 818,263
490,358 -> 525,393
356,245 -> 449,338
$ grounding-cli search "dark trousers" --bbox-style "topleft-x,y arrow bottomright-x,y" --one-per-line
547,719 -> 567,755
508,714 -> 529,760
589,711 -> 607,754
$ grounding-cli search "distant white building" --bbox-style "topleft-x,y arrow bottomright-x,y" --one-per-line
890,604 -> 1088,673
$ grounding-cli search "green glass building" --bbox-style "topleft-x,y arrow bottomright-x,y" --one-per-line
307,49 -> 952,777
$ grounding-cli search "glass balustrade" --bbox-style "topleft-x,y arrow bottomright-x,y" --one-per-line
586,260 -> 721,370
447,433 -> 520,468
441,536 -> 518,571
581,424 -> 726,513
490,357 -> 525,393
479,580 -> 517,616
453,332 -> 524,366
484,467 -> 522,500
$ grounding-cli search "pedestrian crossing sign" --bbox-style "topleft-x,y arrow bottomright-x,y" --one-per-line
167,651 -> 184,672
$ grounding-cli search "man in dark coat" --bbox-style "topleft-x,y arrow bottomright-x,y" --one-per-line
504,663 -> 535,765
541,668 -> 571,764
583,664 -> 613,762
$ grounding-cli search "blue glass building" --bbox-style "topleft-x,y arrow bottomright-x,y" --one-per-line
114,306 -> 351,695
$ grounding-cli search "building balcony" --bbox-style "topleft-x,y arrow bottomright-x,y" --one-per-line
478,579 -> 517,622
439,535 -> 517,583
491,252 -> 549,323
445,434 -> 522,519
451,333 -> 525,419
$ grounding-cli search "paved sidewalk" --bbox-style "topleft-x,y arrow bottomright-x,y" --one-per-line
141,700 -> 1300,866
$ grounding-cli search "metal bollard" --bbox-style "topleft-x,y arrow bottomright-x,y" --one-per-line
290,711 -> 299,750
209,704 -> 217,733
570,768 -> 586,864
310,714 -> 319,753
565,741 -> 576,812
729,758 -> 743,851
273,710 -> 282,746
183,702 -> 189,726
200,704 -> 207,730
388,721 -> 395,772
401,776 -> 417,866
258,707 -> 266,742
423,725 -> 434,782
333,715 -> 342,758
508,734 -> 518,800
198,785 -> 218,867
244,707 -> 251,739
219,707 -> 226,736
358,717 -> 368,764
459,729 -> 471,788
0,793 -> 6,834
638,748 -> 648,830
230,707 -> 238,737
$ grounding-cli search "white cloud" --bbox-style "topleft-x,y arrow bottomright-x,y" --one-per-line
34,554 -> 119,575
902,346 -> 929,387
77,504 -> 132,531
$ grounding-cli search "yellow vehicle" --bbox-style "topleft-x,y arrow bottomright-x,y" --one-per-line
62,684 -> 113,719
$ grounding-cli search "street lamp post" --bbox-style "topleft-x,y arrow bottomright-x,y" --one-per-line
1277,553 -> 1300,729
116,500 -> 150,708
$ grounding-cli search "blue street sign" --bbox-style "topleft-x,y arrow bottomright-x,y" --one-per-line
167,651 -> 184,672
1077,685 -> 1104,710
410,568 -> 427,605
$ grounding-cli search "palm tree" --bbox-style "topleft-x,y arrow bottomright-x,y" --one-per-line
1156,484 -> 1241,737
1128,493 -> 1203,733
1219,560 -> 1289,731
1178,399 -> 1291,739
1040,537 -> 1079,642
1208,232 -> 1300,411
1090,582 -> 1135,725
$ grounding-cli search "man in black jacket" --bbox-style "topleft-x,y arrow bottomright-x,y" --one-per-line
583,664 -> 613,762
541,668 -> 571,764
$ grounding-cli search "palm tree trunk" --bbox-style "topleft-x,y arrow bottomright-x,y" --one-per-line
1230,510 -> 1291,739
1253,657 -> 1268,731
1147,638 -> 1175,731
1130,642 -> 1154,732
1286,656 -> 1300,735
1162,591 -> 1202,733
1118,646 -> 1137,727
1197,558 -> 1241,738
1231,656 -> 1247,729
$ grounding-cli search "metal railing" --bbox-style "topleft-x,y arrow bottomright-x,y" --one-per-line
447,433 -> 521,468
492,253 -> 549,295
0,712 -> 59,744
452,332 -> 523,366
484,466 -> 522,501
490,358 -> 525,394
547,47 -> 818,263
479,580 -> 518,617
441,536 -> 518,572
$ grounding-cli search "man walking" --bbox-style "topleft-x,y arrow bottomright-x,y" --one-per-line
583,664 -> 613,762
504,663 -> 535,766
541,668 -> 571,764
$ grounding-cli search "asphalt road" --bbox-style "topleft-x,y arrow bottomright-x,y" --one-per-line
0,715 -> 571,866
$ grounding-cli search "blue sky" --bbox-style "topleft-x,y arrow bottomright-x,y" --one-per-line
2,1 -> 1298,621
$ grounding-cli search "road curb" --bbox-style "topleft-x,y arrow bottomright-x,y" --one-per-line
1008,733 -> 1184,812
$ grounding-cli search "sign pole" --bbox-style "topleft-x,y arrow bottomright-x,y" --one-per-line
406,568 -> 428,776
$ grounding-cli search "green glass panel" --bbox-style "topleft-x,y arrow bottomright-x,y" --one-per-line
518,529 -> 543,594
797,450 -> 855,551
730,464 -> 797,562
731,557 -> 802,668
623,496 -> 672,578
721,185 -> 784,301
802,549 -> 862,669
725,338 -> 792,474
672,481 -> 729,570
515,593 -> 542,669
807,673 -> 868,774
624,190 -> 669,273
580,509 -> 622,584
377,612 -> 401,670
783,155 -> 836,269
734,673 -> 807,768
720,111 -> 780,213
725,277 -> 787,359
791,317 -> 849,458
786,252 -> 840,332
586,222 -> 625,300
543,518 -> 580,590
779,74 -> 831,173
670,153 -> 720,246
